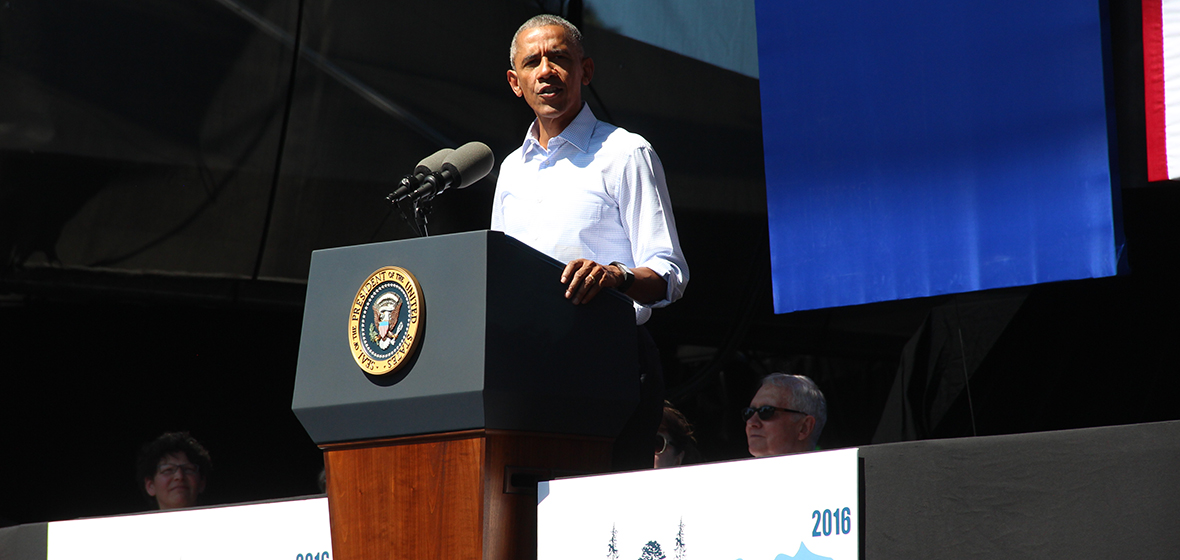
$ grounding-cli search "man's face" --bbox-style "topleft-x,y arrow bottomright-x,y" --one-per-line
144,451 -> 205,510
745,385 -> 812,457
507,25 -> 594,131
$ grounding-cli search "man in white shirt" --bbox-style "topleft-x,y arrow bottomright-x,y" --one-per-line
491,14 -> 688,324
491,14 -> 689,469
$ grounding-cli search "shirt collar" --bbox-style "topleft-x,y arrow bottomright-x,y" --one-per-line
521,103 -> 596,159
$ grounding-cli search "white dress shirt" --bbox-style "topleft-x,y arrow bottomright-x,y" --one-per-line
491,104 -> 689,324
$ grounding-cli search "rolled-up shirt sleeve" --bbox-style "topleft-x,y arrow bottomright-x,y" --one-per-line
615,144 -> 689,309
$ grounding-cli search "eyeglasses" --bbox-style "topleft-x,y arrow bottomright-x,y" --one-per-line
741,405 -> 808,422
157,463 -> 200,477
654,433 -> 672,455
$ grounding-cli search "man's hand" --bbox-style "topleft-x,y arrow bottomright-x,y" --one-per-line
561,259 -> 669,305
560,259 -> 621,305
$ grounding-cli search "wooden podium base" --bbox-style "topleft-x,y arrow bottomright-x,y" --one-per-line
322,429 -> 613,560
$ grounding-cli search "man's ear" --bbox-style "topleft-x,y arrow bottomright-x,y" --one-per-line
507,69 -> 523,97
581,57 -> 595,85
197,476 -> 207,494
145,478 -> 157,497
797,415 -> 817,441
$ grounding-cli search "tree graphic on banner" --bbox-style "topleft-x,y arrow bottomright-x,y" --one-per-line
607,524 -> 619,560
674,518 -> 686,560
638,540 -> 666,560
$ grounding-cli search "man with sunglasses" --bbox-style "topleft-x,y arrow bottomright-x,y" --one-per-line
743,373 -> 828,457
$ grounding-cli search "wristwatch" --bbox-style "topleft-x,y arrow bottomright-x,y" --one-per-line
610,261 -> 635,293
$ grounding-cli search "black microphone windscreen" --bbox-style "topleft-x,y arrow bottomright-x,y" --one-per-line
443,142 -> 495,189
415,147 -> 453,175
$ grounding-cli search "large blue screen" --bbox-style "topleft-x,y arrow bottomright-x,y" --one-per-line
757,1 -> 1124,313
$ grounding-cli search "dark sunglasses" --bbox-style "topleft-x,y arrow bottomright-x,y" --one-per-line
741,405 -> 808,422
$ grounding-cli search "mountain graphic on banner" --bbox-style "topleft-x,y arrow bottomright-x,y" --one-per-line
775,542 -> 833,560
735,542 -> 834,560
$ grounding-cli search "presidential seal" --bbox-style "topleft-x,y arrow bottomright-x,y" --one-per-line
347,266 -> 424,376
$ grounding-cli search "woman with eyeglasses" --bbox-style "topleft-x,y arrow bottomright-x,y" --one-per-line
136,431 -> 212,510
654,402 -> 700,468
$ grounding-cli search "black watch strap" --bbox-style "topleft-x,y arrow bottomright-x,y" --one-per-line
610,261 -> 635,293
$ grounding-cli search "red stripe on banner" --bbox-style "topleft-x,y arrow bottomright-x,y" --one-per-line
1144,0 -> 1169,181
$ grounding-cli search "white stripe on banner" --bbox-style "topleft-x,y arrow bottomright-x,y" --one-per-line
1164,0 -> 1180,178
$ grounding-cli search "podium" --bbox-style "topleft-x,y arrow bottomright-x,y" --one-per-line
292,230 -> 639,560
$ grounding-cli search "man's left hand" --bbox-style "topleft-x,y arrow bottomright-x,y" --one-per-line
561,259 -> 621,305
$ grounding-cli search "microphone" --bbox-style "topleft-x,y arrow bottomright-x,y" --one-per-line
410,141 -> 495,202
388,147 -> 454,203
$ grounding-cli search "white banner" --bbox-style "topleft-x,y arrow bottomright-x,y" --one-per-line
47,497 -> 331,560
538,448 -> 859,560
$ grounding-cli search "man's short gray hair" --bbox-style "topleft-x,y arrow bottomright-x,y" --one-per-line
761,373 -> 828,446
509,14 -> 585,69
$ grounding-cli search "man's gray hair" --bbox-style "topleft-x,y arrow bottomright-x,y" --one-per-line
761,373 -> 828,446
509,14 -> 585,69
